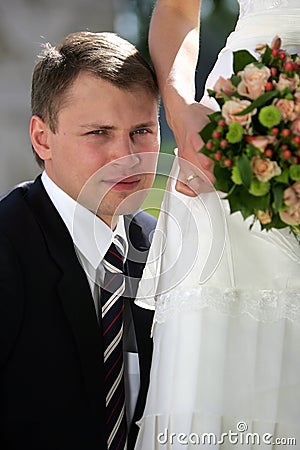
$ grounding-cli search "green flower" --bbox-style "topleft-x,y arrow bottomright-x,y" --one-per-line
290,165 -> 300,181
226,122 -> 244,143
249,179 -> 270,196
231,166 -> 243,185
258,105 -> 281,128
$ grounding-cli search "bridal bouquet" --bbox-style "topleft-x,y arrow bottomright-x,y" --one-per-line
200,36 -> 300,236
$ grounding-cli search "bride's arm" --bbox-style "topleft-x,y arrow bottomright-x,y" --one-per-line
149,0 -> 215,196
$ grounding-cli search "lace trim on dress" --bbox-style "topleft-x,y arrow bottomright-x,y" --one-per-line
240,0 -> 291,18
153,286 -> 300,325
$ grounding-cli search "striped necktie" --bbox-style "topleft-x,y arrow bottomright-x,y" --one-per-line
101,238 -> 127,449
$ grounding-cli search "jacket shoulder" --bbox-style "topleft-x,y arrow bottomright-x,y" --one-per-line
131,209 -> 157,232
0,181 -> 35,232
125,210 -> 156,251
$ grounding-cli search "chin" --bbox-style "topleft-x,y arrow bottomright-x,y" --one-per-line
100,189 -> 150,217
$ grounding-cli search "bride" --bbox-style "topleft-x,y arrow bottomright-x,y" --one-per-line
135,0 -> 300,448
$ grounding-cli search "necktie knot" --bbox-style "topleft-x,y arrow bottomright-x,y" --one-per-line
103,242 -> 124,273
102,237 -> 125,274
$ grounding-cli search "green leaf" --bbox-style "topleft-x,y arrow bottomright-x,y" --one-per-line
199,121 -> 216,143
200,146 -> 212,158
208,111 -> 222,122
236,154 -> 252,189
227,187 -> 253,218
272,184 -> 284,213
226,185 -> 270,219
234,91 -> 278,115
206,89 -> 224,108
261,45 -> 272,65
290,165 -> 300,181
233,50 -> 258,73
274,168 -> 289,184
213,165 -> 232,193
240,189 -> 270,213
263,212 -> 288,230
230,74 -> 242,87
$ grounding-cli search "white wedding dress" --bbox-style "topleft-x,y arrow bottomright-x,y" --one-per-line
135,1 -> 300,449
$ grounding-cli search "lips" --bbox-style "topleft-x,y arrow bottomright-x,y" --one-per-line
102,175 -> 142,191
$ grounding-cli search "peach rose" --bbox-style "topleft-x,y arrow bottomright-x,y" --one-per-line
237,63 -> 271,100
276,73 -> 300,92
291,118 -> 300,136
294,88 -> 300,103
257,210 -> 272,225
251,156 -> 281,182
283,186 -> 298,206
222,98 -> 255,129
292,181 -> 300,198
293,89 -> 300,116
273,98 -> 297,121
280,202 -> 300,226
213,76 -> 236,97
246,135 -> 276,152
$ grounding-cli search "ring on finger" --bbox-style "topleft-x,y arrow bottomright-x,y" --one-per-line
186,173 -> 199,184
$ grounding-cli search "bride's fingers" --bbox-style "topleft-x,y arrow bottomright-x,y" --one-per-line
175,178 -> 198,197
175,166 -> 215,195
174,151 -> 215,196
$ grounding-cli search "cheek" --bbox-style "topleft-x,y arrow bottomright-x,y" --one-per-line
142,173 -> 156,190
73,143 -> 110,172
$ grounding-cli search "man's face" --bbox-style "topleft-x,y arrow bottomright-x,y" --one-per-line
32,72 -> 160,227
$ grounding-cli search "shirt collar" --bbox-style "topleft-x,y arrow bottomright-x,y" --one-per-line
41,171 -> 128,269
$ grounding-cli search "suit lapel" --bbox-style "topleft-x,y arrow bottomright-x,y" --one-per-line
26,177 -> 105,418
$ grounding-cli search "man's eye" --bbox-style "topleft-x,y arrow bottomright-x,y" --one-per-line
132,129 -> 149,136
87,130 -> 105,135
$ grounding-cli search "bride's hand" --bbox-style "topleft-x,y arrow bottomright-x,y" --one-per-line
167,102 -> 216,196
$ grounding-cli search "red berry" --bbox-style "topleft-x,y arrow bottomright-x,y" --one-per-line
270,67 -> 277,77
272,49 -> 279,57
292,157 -> 298,164
279,52 -> 286,60
283,149 -> 292,158
212,131 -> 221,139
206,141 -> 214,150
297,149 -> 300,156
265,148 -> 273,157
293,136 -> 300,145
220,139 -> 228,148
284,61 -> 294,71
293,62 -> 299,70
214,152 -> 222,161
224,159 -> 232,167
265,81 -> 273,91
281,144 -> 288,151
218,119 -> 226,127
271,127 -> 279,135
282,129 -> 290,137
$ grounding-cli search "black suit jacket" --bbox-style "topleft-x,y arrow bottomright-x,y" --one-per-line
0,176 -> 155,450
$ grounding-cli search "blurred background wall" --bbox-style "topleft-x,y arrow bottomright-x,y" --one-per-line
0,0 -> 238,193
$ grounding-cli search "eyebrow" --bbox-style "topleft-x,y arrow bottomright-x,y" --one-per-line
80,121 -> 158,130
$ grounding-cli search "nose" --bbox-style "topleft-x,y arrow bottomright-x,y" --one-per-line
111,135 -> 140,169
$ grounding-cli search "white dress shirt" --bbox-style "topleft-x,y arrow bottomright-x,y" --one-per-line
41,171 -> 140,426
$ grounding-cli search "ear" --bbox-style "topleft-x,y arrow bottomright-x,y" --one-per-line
30,115 -> 52,162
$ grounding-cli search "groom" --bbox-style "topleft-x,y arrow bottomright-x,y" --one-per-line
0,31 -> 160,450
